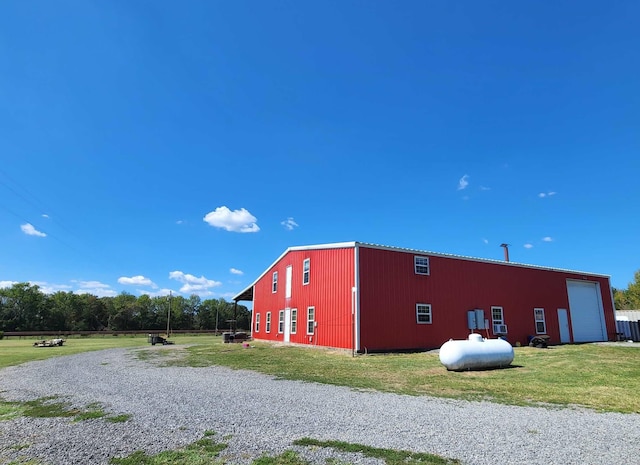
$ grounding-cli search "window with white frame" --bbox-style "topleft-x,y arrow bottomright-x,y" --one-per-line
278,310 -> 284,333
303,258 -> 310,285
266,312 -> 272,333
307,306 -> 315,334
291,308 -> 297,334
534,308 -> 546,334
302,258 -> 311,284
414,256 -> 430,275
254,313 -> 260,333
491,306 -> 507,333
272,272 -> 278,293
416,303 -> 432,324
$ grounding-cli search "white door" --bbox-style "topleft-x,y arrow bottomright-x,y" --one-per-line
566,281 -> 607,342
557,308 -> 571,343
284,308 -> 291,343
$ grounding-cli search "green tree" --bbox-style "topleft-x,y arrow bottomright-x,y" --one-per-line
108,292 -> 138,331
614,270 -> 640,310
0,283 -> 49,331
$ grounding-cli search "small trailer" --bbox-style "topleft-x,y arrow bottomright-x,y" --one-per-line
33,338 -> 65,347
528,335 -> 551,348
147,334 -> 174,346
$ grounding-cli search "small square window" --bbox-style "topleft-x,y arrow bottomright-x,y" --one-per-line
414,256 -> 430,275
416,303 -> 432,324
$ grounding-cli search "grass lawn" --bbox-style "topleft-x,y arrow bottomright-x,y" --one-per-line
183,340 -> 640,414
3,335 -> 640,413
1,336 -> 634,464
0,334 -> 209,370
0,335 -> 149,369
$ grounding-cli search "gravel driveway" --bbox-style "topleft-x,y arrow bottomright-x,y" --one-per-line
1,346 -> 639,465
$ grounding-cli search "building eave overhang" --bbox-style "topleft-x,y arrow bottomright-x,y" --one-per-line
232,240 -> 610,302
232,242 -> 358,302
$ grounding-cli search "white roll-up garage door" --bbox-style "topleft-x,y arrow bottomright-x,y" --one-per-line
566,280 -> 607,342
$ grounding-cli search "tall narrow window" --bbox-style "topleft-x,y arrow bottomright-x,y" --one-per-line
254,313 -> 260,333
285,265 -> 292,298
416,304 -> 432,324
291,308 -> 297,334
307,306 -> 315,334
303,258 -> 310,285
534,308 -> 546,334
491,306 -> 507,334
272,271 -> 278,293
278,310 -> 285,333
414,256 -> 430,275
266,312 -> 272,333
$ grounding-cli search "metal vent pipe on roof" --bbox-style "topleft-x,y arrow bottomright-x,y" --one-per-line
500,243 -> 510,262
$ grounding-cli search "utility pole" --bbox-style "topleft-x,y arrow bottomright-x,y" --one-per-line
215,303 -> 219,334
167,291 -> 172,338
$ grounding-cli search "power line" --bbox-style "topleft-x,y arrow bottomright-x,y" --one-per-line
0,168 -> 78,238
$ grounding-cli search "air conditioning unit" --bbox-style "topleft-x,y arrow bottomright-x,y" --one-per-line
493,324 -> 508,334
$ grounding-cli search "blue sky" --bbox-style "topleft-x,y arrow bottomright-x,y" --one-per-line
1,1 -> 638,301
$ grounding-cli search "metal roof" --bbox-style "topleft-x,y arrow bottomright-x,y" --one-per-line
233,241 -> 610,302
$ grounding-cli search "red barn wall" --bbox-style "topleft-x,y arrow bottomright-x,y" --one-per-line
251,247 -> 355,349
357,246 -> 615,351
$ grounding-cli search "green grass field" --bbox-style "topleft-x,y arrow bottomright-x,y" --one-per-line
182,340 -> 640,413
1,335 -> 635,464
2,335 -> 640,413
0,335 -> 148,368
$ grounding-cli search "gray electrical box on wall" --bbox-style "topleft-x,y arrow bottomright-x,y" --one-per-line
467,309 -> 486,330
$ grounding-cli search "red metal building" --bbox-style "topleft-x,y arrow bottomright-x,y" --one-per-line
233,242 -> 616,351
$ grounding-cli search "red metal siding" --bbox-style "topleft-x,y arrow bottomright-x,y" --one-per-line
358,247 -> 615,351
252,247 -> 355,349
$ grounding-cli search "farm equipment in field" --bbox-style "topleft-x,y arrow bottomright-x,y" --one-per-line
222,332 -> 249,343
528,335 -> 550,348
147,333 -> 174,346
33,338 -> 65,347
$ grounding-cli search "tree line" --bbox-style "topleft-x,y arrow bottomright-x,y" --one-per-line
0,282 -> 250,333
613,270 -> 640,310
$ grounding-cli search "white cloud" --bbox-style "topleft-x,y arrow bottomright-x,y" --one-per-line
75,287 -> 118,297
538,191 -> 557,198
0,280 -> 18,289
524,243 -> 534,249
542,236 -> 553,242
482,238 -> 489,244
176,220 -> 184,225
71,280 -> 117,297
42,214 -> 50,219
21,223 -> 46,237
29,281 -> 73,294
203,206 -> 260,233
169,271 -> 222,295
457,175 -> 469,190
72,280 -> 111,289
230,268 -> 243,275
281,217 -> 299,231
479,186 -> 491,191
118,275 -> 158,288
138,288 -> 175,297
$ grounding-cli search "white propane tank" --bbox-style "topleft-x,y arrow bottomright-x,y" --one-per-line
439,333 -> 514,371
